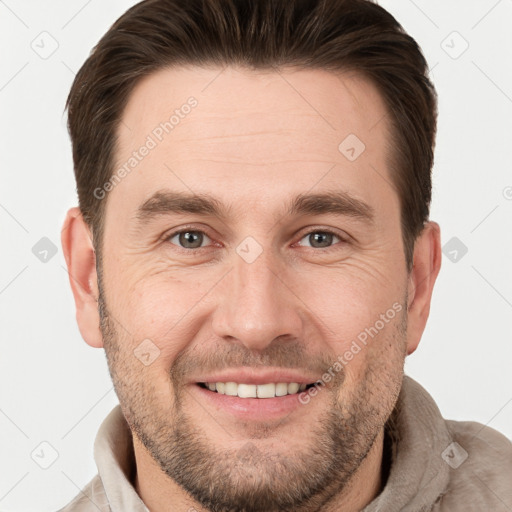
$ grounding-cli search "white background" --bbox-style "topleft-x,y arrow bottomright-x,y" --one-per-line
1,0 -> 511,510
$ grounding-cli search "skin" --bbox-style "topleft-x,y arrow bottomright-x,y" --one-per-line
62,65 -> 441,512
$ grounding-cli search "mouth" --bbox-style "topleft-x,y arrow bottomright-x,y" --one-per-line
192,379 -> 321,421
197,381 -> 316,398
190,369 -> 323,420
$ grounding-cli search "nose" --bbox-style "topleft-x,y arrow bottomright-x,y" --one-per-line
211,247 -> 304,352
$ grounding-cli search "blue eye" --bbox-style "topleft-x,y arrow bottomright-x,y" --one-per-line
168,230 -> 212,249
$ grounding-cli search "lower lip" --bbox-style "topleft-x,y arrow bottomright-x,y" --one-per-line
191,384 -> 311,421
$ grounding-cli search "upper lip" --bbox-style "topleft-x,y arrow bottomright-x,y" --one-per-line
192,368 -> 320,385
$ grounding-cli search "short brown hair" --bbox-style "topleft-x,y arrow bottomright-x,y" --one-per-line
66,0 -> 437,272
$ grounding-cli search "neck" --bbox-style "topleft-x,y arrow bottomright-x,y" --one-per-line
133,428 -> 385,512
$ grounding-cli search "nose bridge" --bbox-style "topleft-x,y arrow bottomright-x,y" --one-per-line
211,244 -> 302,350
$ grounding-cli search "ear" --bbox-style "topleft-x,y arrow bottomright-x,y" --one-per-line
61,207 -> 103,348
405,221 -> 442,356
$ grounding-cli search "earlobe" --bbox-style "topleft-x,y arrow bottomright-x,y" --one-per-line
61,207 -> 104,348
405,221 -> 442,355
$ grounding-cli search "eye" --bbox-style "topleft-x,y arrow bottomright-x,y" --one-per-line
168,229 -> 212,249
164,227 -> 346,252
297,230 -> 344,249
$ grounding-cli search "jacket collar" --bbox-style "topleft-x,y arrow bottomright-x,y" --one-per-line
363,375 -> 452,511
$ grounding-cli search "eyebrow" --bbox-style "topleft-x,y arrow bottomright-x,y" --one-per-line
136,190 -> 375,225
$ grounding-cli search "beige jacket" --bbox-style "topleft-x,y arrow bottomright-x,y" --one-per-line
57,375 -> 512,511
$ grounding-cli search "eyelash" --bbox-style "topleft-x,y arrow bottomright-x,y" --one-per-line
164,226 -> 348,252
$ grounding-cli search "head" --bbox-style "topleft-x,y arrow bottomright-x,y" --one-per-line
62,1 -> 442,511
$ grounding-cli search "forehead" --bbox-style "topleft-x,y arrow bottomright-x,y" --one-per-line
111,65 -> 396,221
118,64 -> 389,152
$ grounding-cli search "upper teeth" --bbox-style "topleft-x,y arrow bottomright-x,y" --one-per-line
205,382 -> 308,398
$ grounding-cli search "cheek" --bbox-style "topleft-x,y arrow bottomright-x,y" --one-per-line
288,260 -> 405,375
112,264 -> 221,361
291,255 -> 403,327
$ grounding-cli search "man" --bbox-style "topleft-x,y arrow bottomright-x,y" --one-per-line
58,0 -> 512,510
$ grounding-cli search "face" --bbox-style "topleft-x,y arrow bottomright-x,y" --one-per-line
76,66 -> 430,511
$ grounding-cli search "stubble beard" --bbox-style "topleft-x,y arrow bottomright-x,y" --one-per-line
98,289 -> 407,512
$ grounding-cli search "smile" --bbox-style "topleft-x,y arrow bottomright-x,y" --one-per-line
198,382 -> 314,398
